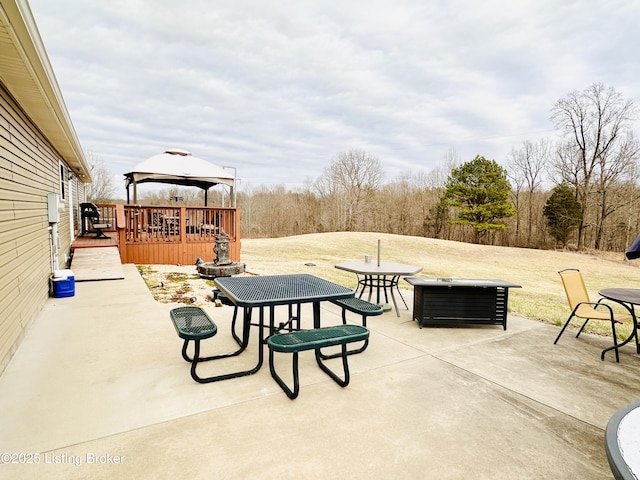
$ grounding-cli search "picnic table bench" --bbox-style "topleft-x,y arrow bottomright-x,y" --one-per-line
330,297 -> 384,327
267,325 -> 369,399
170,306 -> 251,384
320,297 -> 382,359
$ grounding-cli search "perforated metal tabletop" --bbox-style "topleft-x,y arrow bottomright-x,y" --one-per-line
214,274 -> 354,308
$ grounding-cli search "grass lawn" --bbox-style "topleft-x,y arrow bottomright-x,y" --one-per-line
240,231 -> 640,339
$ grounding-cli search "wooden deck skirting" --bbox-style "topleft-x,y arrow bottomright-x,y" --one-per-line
74,204 -> 241,265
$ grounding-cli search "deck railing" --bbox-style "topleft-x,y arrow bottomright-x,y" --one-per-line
121,205 -> 237,243
94,204 -> 241,265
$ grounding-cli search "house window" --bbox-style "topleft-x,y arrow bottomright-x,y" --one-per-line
59,163 -> 66,200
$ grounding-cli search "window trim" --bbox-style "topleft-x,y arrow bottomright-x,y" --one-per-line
59,163 -> 66,200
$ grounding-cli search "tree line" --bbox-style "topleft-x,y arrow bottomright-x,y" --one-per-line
92,82 -> 640,253
238,83 -> 640,252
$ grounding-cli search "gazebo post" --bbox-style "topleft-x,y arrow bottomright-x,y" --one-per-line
204,187 -> 209,206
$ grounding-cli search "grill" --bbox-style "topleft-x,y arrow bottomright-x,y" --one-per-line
80,202 -> 100,236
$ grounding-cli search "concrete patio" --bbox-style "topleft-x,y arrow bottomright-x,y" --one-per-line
1,263 -> 639,479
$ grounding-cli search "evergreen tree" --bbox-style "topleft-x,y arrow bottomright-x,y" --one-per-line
443,155 -> 516,243
543,184 -> 583,248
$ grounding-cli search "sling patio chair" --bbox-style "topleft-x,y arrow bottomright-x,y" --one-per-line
554,268 -> 632,362
147,211 -> 166,237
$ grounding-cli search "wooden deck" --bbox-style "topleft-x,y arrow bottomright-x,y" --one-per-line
91,204 -> 240,265
72,234 -> 119,250
72,204 -> 240,265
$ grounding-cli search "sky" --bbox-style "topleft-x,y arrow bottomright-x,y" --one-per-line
27,0 -> 640,192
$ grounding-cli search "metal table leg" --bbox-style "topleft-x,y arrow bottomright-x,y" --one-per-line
599,302 -> 637,362
189,306 -> 265,383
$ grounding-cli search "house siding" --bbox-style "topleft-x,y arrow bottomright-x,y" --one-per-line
0,83 -> 74,373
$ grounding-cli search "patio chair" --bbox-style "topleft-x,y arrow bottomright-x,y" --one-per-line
147,211 -> 165,237
554,268 -> 631,362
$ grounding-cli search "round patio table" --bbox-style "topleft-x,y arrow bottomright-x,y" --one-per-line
605,400 -> 640,480
598,288 -> 640,358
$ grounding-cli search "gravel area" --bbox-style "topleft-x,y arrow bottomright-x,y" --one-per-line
136,264 -> 224,306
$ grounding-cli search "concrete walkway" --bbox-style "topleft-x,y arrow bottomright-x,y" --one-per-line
1,264 -> 639,479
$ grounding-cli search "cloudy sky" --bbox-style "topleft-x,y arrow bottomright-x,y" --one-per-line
28,0 -> 640,191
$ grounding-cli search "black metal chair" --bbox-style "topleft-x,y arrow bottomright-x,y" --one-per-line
147,211 -> 166,237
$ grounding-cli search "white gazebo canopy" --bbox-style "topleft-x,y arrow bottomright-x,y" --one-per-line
124,149 -> 236,205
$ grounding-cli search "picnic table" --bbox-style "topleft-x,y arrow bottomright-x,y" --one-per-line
207,274 -> 355,381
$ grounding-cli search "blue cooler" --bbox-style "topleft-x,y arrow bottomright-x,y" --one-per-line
52,269 -> 75,298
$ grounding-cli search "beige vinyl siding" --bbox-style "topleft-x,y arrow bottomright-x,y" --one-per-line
0,83 -> 74,373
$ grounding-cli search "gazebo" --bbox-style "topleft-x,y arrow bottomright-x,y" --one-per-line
123,149 -> 236,206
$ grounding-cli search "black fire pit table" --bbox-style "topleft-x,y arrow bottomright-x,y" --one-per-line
404,277 -> 521,329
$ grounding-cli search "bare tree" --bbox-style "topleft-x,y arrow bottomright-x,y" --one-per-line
85,151 -> 116,202
442,146 -> 462,173
312,166 -> 343,231
550,83 -> 639,249
506,139 -> 550,246
314,149 -> 383,231
591,132 -> 640,248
